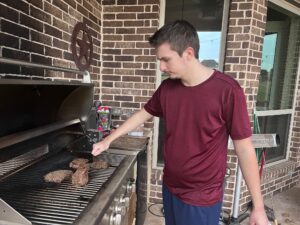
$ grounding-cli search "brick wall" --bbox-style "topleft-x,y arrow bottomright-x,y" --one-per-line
149,168 -> 163,203
100,0 -> 159,127
0,0 -> 102,101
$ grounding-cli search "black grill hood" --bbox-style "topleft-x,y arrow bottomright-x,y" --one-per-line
0,79 -> 94,138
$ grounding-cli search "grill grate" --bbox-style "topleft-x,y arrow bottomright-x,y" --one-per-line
0,150 -> 125,225
0,145 -> 49,179
1,168 -> 116,225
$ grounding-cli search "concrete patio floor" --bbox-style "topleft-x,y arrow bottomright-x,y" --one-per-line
144,183 -> 300,225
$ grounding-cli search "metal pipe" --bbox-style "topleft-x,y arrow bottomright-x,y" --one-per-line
0,57 -> 86,75
232,166 -> 242,219
0,57 -> 92,83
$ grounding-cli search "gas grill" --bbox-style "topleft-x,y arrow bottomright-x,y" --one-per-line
0,78 -> 139,225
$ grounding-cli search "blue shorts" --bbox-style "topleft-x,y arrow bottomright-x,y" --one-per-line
163,184 -> 222,225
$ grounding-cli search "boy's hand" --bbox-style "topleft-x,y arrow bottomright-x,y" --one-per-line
92,139 -> 110,156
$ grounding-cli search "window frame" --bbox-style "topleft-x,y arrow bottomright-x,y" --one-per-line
256,2 -> 300,167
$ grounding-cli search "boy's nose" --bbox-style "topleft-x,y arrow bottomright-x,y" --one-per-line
159,61 -> 167,72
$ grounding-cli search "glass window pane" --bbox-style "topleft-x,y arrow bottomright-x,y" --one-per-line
198,32 -> 221,69
257,33 -> 277,109
165,0 -> 223,31
258,114 -> 291,163
256,19 -> 296,111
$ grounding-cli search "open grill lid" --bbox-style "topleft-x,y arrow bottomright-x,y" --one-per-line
0,78 -> 94,182
0,79 -> 94,138
0,79 -> 95,168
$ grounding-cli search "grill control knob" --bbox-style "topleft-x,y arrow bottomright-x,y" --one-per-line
126,179 -> 136,194
115,201 -> 126,216
119,194 -> 130,208
110,212 -> 122,225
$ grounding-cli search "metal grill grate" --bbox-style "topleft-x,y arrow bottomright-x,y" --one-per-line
0,145 -> 49,178
1,168 -> 116,225
0,150 -> 126,225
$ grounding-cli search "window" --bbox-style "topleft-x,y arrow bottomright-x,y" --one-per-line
256,5 -> 299,163
165,0 -> 224,69
156,0 -> 228,165
198,32 -> 221,69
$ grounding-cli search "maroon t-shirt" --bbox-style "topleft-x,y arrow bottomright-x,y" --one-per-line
144,70 -> 252,206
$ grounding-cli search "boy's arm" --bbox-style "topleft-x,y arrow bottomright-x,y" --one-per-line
233,137 -> 269,225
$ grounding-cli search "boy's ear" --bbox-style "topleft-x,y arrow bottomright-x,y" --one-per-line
184,47 -> 196,59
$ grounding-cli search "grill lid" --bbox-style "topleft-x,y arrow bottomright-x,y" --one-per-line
0,79 -> 94,138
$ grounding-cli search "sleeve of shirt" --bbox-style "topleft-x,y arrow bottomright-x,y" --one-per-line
225,86 -> 252,140
144,83 -> 164,118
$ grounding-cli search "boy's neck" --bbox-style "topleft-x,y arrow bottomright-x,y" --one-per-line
181,61 -> 214,87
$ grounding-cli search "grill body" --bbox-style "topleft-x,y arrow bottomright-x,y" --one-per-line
0,79 -> 138,225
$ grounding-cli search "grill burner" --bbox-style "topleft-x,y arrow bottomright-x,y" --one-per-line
0,150 -> 125,225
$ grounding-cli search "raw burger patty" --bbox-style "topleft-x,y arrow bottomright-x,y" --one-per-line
69,158 -> 89,169
44,170 -> 73,183
90,160 -> 109,169
72,165 -> 89,187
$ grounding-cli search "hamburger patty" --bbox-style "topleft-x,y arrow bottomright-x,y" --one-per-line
44,170 -> 73,183
69,158 -> 89,169
71,164 -> 89,187
90,160 -> 110,169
